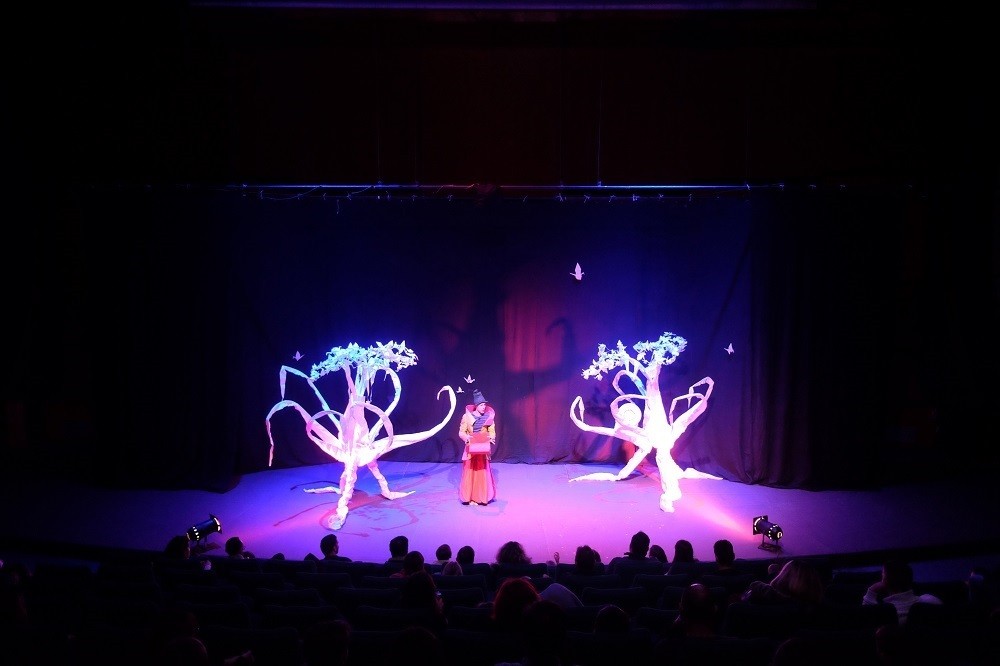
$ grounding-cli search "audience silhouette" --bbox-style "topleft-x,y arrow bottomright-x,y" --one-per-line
224,536 -> 255,559
611,531 -> 651,563
668,539 -> 696,569
386,625 -> 445,663
573,545 -> 600,575
304,533 -> 351,563
593,603 -> 630,634
712,539 -> 737,574
163,535 -> 193,560
862,559 -> 943,625
435,543 -> 453,565
741,558 -> 825,605
491,576 -> 542,632
301,619 -> 350,666
397,569 -> 448,635
5,526 -> 991,666
456,545 -> 476,566
385,535 -> 408,566
320,534 -> 350,562
390,550 -> 427,578
674,582 -> 719,637
496,541 -> 533,565
440,560 -> 463,576
496,598 -> 568,666
156,635 -> 212,666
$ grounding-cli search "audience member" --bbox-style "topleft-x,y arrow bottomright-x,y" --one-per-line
766,561 -> 782,578
318,534 -> 350,562
874,620 -> 916,664
496,540 -> 533,565
440,560 -> 464,576
496,599 -> 568,666
0,564 -> 29,626
398,570 -> 441,608
672,582 -> 719,637
573,545 -> 600,575
163,535 -> 193,560
538,581 -> 583,610
593,603 -> 630,634
306,539 -> 343,567
548,546 -> 601,572
741,558 -> 825,605
968,564 -> 1000,618
301,619 -> 350,666
391,550 -> 426,578
385,535 -> 408,565
397,570 -> 448,635
0,560 -> 29,587
435,543 -> 453,565
608,530 -> 651,576
862,559 -> 942,625
25,526 -> 988,665
669,539 -> 696,569
649,544 -> 668,564
492,576 -> 542,632
147,607 -> 199,654
156,635 -> 211,666
456,545 -> 476,566
386,625 -> 445,663
224,536 -> 255,559
160,535 -> 212,570
150,608 -> 258,666
771,635 -> 861,666
712,539 -> 737,574
615,531 -> 651,561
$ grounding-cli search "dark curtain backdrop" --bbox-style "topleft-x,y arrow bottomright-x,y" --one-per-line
12,187 -> 993,493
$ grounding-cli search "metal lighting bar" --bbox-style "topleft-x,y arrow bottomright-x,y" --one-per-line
210,182 -> 784,201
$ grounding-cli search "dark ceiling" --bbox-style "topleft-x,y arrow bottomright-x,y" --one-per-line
6,2 -> 995,192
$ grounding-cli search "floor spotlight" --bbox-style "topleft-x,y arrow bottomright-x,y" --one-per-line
753,514 -> 783,552
187,514 -> 222,543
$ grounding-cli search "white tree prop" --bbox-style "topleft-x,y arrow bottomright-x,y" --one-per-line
570,332 -> 720,512
266,341 -> 456,529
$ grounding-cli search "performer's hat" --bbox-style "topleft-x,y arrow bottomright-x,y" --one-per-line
473,389 -> 487,405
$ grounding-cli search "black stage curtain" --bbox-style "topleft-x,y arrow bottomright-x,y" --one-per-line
10,187 -> 994,492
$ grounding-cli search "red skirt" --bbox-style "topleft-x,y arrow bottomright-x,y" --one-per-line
459,455 -> 496,504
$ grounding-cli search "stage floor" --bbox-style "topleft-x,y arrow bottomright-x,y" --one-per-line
3,460 -> 999,581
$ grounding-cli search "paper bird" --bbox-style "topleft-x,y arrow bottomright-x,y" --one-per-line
456,387 -> 464,394
293,351 -> 304,361
464,374 -> 476,384
725,343 -> 734,355
571,263 -> 584,281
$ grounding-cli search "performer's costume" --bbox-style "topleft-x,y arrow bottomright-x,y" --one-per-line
458,390 -> 497,505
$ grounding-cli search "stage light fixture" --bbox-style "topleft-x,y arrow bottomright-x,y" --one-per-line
752,514 -> 783,552
186,514 -> 222,543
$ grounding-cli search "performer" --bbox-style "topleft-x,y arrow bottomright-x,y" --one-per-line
458,389 -> 497,505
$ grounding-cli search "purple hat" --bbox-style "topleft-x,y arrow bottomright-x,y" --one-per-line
473,389 -> 487,405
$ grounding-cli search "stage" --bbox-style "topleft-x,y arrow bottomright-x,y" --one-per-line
3,459 -> 999,582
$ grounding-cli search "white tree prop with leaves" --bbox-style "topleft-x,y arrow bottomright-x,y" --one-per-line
570,332 -> 720,512
266,341 -> 456,529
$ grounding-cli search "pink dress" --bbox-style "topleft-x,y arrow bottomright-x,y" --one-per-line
458,404 -> 497,504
